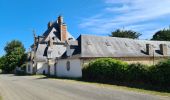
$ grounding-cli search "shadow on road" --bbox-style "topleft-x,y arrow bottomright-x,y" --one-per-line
33,74 -> 170,94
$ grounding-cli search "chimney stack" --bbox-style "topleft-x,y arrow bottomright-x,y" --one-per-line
58,16 -> 68,42
160,44 -> 167,56
146,44 -> 153,55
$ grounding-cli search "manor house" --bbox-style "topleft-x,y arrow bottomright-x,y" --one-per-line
26,16 -> 170,78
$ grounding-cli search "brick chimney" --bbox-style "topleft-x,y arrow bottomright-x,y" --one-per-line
146,44 -> 153,55
160,44 -> 167,55
58,16 -> 68,42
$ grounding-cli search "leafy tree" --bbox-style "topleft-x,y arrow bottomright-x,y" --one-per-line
151,28 -> 170,41
4,40 -> 25,54
110,29 -> 141,39
0,56 -> 7,70
2,40 -> 26,73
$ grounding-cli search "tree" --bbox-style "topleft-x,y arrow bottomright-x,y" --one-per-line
4,40 -> 25,54
110,29 -> 141,39
0,56 -> 7,71
151,28 -> 170,41
2,40 -> 26,73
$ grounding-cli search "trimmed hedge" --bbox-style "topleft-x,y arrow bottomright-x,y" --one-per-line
82,58 -> 170,87
149,59 -> 170,86
126,63 -> 148,82
83,58 -> 128,82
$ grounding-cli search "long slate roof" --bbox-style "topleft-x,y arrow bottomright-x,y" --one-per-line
66,35 -> 170,58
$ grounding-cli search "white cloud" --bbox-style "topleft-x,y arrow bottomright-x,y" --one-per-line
105,0 -> 131,4
79,0 -> 170,39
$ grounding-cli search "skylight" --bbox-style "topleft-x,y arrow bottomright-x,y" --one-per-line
105,41 -> 111,46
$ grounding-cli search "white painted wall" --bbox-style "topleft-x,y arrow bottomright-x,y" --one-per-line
36,62 -> 48,74
57,59 -> 82,78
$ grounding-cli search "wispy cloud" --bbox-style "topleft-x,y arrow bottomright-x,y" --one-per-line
79,0 -> 170,39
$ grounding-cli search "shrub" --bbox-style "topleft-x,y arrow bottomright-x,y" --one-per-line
126,63 -> 148,82
82,58 -> 128,82
149,59 -> 170,86
83,58 -> 170,88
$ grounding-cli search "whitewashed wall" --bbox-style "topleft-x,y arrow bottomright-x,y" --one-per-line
57,59 -> 82,78
36,62 -> 48,74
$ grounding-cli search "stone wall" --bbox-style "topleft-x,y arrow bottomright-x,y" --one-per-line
81,57 -> 169,67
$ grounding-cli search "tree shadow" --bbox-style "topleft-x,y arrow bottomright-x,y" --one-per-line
35,75 -> 170,93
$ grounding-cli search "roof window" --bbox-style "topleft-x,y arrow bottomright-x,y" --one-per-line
105,41 -> 111,46
87,41 -> 92,45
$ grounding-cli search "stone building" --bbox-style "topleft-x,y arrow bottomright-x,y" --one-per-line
27,16 -> 74,75
27,16 -> 170,78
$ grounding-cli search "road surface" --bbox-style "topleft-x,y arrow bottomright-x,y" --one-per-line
0,74 -> 169,100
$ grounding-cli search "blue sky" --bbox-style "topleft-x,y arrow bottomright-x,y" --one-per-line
0,0 -> 170,56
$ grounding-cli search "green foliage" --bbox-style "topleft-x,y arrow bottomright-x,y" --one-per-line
151,28 -> 170,41
83,58 -> 128,82
1,40 -> 26,73
149,59 -> 170,86
110,29 -> 141,39
0,56 -> 7,71
126,63 -> 148,82
4,40 -> 25,54
83,58 -> 170,87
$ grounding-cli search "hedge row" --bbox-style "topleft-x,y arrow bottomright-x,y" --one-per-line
82,58 -> 170,87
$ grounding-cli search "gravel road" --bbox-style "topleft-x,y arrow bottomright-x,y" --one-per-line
0,74 -> 169,100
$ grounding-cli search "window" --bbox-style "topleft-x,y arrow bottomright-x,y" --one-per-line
87,41 -> 92,45
105,41 -> 111,46
28,64 -> 31,72
66,61 -> 70,71
125,43 -> 129,47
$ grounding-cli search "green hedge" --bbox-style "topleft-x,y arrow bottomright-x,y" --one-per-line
83,58 -> 128,82
149,59 -> 170,86
82,58 -> 170,87
126,63 -> 148,82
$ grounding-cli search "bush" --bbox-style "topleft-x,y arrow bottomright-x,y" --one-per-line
83,58 -> 170,88
82,58 -> 128,82
126,63 -> 148,82
149,59 -> 170,86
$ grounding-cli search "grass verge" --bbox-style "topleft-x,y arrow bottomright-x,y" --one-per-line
34,75 -> 170,98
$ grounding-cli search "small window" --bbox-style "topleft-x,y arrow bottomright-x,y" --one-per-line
66,61 -> 70,71
87,41 -> 92,45
28,64 -> 31,72
105,41 -> 111,46
52,37 -> 55,40
125,43 -> 129,47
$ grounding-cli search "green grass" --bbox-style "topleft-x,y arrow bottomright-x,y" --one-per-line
34,75 -> 170,97
0,96 -> 2,100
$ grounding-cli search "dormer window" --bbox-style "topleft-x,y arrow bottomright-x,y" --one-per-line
105,41 -> 111,46
125,43 -> 129,47
52,37 -> 55,40
87,41 -> 92,45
